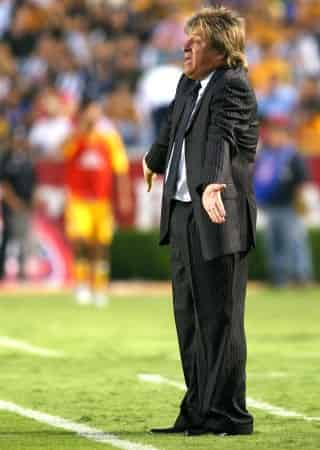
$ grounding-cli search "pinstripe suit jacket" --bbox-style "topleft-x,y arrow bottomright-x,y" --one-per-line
145,66 -> 259,260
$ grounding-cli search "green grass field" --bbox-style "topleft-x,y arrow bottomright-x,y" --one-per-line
0,285 -> 319,450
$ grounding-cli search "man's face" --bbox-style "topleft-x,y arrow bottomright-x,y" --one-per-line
183,29 -> 224,80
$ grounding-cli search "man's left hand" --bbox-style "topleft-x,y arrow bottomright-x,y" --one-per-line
202,183 -> 227,224
143,157 -> 157,192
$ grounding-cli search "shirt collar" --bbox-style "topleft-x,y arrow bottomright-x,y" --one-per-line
199,71 -> 215,91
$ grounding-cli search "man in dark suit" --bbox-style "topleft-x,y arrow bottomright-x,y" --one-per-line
143,6 -> 259,436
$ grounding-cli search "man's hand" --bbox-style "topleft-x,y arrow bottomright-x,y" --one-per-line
202,183 -> 227,224
143,157 -> 157,192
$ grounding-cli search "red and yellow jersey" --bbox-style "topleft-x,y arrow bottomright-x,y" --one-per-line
63,119 -> 128,200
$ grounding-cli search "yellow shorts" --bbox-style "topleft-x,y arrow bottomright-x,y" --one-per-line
65,197 -> 114,245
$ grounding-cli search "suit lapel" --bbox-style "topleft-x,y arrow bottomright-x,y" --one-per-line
171,80 -> 196,138
185,67 -> 226,133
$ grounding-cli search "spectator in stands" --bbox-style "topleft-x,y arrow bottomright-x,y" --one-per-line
104,1 -> 136,38
146,4 -> 185,65
0,43 -> 17,103
257,73 -> 299,120
135,57 -> 181,140
104,82 -> 143,149
82,39 -> 114,102
254,118 -> 313,287
0,126 -> 37,280
19,33 -> 53,86
63,102 -> 131,306
289,23 -> 320,81
250,42 -> 292,93
295,77 -> 320,154
64,11 -> 91,67
54,46 -> 86,103
3,3 -> 41,58
29,89 -> 74,159
112,34 -> 142,91
0,0 -> 14,38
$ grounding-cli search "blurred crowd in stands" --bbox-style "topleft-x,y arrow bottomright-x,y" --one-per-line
1,0 -> 320,156
0,0 -> 320,286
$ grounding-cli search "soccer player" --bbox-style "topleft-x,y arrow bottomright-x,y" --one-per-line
63,103 -> 131,306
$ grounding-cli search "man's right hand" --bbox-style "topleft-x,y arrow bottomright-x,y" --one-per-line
202,183 -> 227,224
143,157 -> 157,192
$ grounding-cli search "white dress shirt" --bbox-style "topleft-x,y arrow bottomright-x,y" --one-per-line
167,72 -> 214,202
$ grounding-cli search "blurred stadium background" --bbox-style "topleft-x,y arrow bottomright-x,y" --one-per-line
0,0 -> 320,286
0,1 -> 320,449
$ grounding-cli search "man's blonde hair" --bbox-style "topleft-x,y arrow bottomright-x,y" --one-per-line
185,6 -> 248,70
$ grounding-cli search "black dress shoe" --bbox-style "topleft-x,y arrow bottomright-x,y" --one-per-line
185,427 -> 211,436
150,426 -> 187,434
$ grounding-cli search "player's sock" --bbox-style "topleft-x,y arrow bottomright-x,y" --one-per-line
92,260 -> 110,307
75,284 -> 92,305
74,258 -> 92,305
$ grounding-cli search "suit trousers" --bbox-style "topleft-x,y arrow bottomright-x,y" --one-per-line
169,200 -> 253,434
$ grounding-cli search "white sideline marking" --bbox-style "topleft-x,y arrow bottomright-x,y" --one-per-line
138,373 -> 320,422
0,336 -> 64,358
0,400 -> 158,450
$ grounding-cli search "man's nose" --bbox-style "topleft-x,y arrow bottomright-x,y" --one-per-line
183,36 -> 191,51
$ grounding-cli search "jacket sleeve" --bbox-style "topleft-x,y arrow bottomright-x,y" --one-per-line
198,75 -> 256,189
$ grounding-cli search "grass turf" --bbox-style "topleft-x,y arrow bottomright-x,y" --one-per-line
0,286 -> 319,450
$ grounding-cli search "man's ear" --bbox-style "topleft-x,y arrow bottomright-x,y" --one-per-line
217,52 -> 226,64
211,48 -> 226,67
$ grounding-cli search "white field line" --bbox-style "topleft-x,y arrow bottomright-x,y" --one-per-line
0,336 -> 64,358
0,400 -> 158,450
138,373 -> 320,422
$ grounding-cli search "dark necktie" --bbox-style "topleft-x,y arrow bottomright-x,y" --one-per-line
165,81 -> 201,199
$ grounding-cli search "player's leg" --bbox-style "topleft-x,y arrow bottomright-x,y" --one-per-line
91,200 -> 114,307
72,238 -> 93,304
65,196 -> 94,304
90,243 -> 111,307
